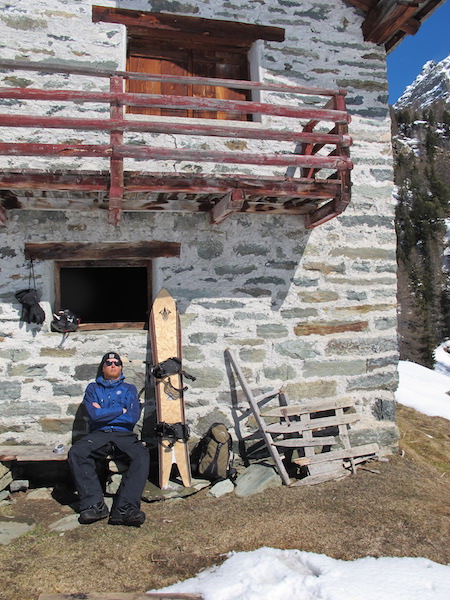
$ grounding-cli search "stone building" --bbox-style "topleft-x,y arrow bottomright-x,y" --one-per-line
0,1 -> 443,456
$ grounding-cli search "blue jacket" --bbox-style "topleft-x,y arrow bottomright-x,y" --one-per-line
83,373 -> 141,433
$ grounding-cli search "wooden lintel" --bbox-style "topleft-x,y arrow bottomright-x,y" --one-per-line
92,5 -> 285,42
24,241 -> 181,261
210,189 -> 245,224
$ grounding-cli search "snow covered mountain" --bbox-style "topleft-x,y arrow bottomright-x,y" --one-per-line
394,55 -> 450,110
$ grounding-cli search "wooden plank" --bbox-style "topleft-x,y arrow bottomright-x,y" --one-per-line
39,593 -> 203,600
293,443 -> 379,466
262,396 -> 356,417
265,413 -> 360,434
290,468 -> 350,486
0,58 -> 345,97
24,241 -> 181,261
0,114 -> 351,146
0,142 -> 353,171
0,171 -> 341,197
0,88 -> 351,123
109,76 -> 124,226
0,445 -> 68,461
271,436 -> 336,448
225,349 -> 291,485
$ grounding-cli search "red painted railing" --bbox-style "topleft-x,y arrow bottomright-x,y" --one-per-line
0,59 -> 352,227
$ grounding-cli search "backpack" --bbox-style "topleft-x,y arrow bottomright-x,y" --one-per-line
190,422 -> 235,482
51,309 -> 80,333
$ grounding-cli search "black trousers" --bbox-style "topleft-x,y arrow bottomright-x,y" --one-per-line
68,430 -> 150,512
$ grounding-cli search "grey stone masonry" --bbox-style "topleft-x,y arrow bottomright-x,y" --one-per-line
0,0 -> 399,452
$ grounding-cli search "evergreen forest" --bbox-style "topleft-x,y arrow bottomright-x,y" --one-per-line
393,102 -> 450,367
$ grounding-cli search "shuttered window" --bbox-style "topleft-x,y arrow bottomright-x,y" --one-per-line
92,7 -> 285,121
127,33 -> 251,120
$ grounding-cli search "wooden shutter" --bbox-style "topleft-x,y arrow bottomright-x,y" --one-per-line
127,33 -> 250,120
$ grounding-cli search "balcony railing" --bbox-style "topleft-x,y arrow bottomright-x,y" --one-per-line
0,59 -> 352,228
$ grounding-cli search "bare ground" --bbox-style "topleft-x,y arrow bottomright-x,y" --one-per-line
0,404 -> 449,600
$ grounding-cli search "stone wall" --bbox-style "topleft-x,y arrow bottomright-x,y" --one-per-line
0,0 -> 399,451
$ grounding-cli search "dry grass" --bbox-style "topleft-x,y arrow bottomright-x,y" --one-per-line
0,404 -> 449,600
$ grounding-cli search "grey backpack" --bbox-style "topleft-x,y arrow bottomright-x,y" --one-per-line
191,423 -> 235,482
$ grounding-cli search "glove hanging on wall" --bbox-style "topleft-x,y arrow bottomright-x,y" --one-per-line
15,288 -> 45,325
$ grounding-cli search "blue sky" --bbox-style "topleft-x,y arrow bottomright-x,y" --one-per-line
386,1 -> 450,104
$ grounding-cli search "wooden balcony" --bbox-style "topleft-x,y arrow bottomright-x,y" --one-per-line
0,59 -> 352,228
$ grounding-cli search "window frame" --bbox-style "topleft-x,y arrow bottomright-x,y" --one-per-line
92,6 -> 285,121
54,259 -> 153,331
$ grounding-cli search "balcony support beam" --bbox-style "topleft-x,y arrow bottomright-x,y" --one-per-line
211,189 -> 245,224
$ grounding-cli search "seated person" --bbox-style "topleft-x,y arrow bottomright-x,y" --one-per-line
68,352 -> 149,526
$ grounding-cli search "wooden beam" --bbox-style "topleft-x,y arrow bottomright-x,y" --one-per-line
210,189 -> 245,224
24,241 -> 181,261
0,88 -> 351,122
0,172 -> 108,191
39,594 -> 203,600
0,171 -> 342,197
0,114 -> 352,146
92,5 -> 285,42
0,142 -> 353,170
109,76 -> 124,226
345,0 -> 376,11
293,443 -> 379,467
362,2 -> 420,44
0,58 -> 346,97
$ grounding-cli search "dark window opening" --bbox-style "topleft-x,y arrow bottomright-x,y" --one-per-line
55,260 -> 152,330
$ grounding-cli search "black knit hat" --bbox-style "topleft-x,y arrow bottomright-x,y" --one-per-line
100,352 -> 123,368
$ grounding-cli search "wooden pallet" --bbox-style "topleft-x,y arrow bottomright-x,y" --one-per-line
226,348 -> 379,486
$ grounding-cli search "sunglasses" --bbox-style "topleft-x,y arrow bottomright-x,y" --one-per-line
105,360 -> 121,367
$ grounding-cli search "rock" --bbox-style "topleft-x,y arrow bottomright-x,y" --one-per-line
9,479 -> 29,493
0,468 -> 13,492
234,463 -> 282,497
26,488 -> 53,500
208,478 -> 234,498
105,473 -> 122,495
48,514 -> 80,532
0,521 -> 34,545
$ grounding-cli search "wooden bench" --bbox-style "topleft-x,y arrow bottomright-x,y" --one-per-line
0,445 -> 69,462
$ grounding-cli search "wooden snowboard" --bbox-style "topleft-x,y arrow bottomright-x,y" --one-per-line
150,288 -> 192,489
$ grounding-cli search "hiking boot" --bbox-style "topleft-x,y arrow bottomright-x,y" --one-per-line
108,504 -> 146,527
78,501 -> 109,524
